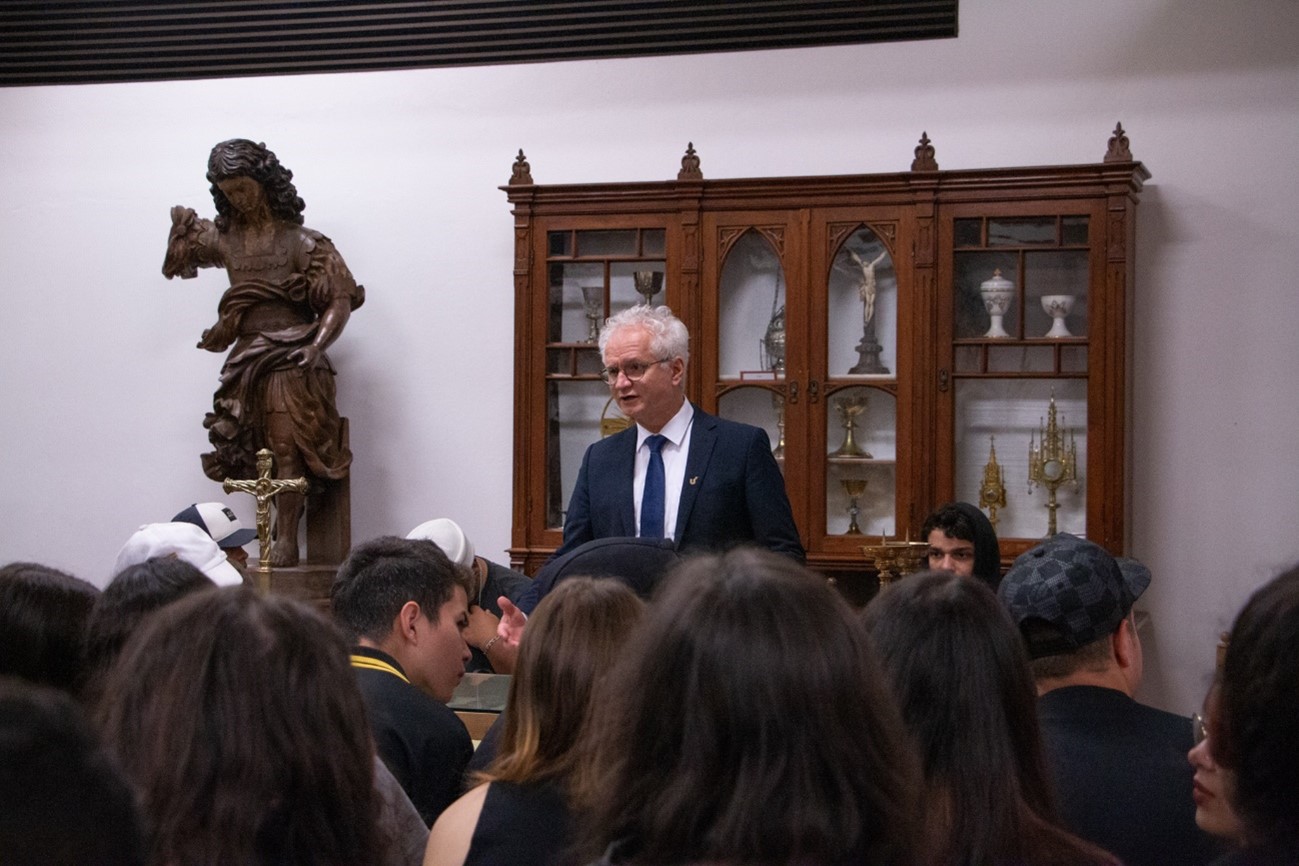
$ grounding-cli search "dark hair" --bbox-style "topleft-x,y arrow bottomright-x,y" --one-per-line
96,588 -> 382,866
1214,563 -> 1299,847
575,547 -> 921,865
1026,616 -> 1129,681
486,577 -> 643,787
921,501 -> 1002,589
331,536 -> 472,642
206,138 -> 306,230
0,677 -> 145,866
0,562 -> 99,696
863,571 -> 1112,865
84,557 -> 214,694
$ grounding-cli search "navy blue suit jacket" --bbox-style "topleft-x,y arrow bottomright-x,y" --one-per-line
555,406 -> 804,562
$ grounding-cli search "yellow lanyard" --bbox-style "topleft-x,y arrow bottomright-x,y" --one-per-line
349,654 -> 410,684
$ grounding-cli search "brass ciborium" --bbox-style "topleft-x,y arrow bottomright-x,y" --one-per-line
861,532 -> 929,590
633,270 -> 663,306
841,477 -> 869,535
830,394 -> 872,458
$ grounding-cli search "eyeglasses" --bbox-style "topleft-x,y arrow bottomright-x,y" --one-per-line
600,357 -> 671,384
1191,712 -> 1208,747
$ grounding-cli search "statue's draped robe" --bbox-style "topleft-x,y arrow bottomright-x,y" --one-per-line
164,215 -> 365,484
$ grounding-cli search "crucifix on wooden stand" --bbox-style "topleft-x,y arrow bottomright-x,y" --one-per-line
223,448 -> 309,594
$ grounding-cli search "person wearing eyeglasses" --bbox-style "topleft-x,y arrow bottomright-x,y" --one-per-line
553,304 -> 803,564
921,500 -> 1002,590
1188,683 -> 1245,846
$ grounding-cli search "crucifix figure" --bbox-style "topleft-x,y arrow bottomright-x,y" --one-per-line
223,448 -> 309,591
846,248 -> 890,375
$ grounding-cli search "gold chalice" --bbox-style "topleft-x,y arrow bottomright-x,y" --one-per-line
841,477 -> 869,535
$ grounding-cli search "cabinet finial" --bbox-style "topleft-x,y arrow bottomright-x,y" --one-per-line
1104,123 -> 1134,163
911,132 -> 938,172
678,142 -> 703,180
509,149 -> 534,185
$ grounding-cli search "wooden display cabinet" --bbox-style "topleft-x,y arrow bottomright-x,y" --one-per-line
502,129 -> 1148,599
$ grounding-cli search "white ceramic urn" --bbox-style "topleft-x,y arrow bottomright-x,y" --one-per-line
979,269 -> 1015,338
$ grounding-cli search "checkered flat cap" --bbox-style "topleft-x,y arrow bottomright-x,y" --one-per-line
997,533 -> 1151,658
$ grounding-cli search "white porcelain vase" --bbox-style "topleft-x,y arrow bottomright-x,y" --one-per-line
979,269 -> 1015,339
1041,294 -> 1075,338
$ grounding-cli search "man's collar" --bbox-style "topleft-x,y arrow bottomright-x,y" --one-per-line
637,400 -> 694,447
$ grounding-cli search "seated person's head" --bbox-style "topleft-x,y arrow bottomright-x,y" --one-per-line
83,557 -> 214,695
95,588 -> 381,866
997,533 -> 1150,691
0,677 -> 145,866
1188,679 -> 1244,843
921,501 -> 1000,587
113,522 -> 245,587
575,546 -> 921,865
171,502 -> 256,571
1213,563 -> 1299,850
864,571 -> 1050,845
864,569 -> 1111,863
490,576 -> 643,786
0,562 -> 99,697
331,536 -> 474,702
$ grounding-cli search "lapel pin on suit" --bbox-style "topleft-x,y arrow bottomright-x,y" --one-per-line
689,476 -> 699,485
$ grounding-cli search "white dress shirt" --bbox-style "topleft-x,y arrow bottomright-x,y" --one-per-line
633,401 -> 694,540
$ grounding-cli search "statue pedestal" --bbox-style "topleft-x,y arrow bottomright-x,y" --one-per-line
250,563 -> 336,611
247,418 -> 352,611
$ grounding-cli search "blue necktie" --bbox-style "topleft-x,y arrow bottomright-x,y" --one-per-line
640,434 -> 668,539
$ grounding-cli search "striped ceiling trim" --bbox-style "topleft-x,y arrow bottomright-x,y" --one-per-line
1,1 -> 958,87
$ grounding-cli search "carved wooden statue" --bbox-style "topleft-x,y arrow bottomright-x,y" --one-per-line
162,139 -> 364,567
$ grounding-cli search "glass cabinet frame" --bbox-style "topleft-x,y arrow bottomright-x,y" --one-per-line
503,132 -> 1148,596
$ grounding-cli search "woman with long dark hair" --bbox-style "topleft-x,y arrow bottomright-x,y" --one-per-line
862,570 -> 1117,866
574,547 -> 922,865
1208,563 -> 1299,865
426,577 -> 644,866
96,588 -> 383,866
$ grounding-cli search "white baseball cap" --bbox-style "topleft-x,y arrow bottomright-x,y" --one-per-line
114,522 -> 245,587
172,502 -> 256,549
405,518 -> 475,569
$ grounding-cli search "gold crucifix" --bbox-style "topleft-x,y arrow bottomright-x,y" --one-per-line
222,448 -> 308,593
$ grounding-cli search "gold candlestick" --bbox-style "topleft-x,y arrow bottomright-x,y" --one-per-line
862,531 -> 928,590
1027,392 -> 1079,536
979,434 -> 1008,530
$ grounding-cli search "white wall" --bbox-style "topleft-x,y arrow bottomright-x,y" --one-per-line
1,0 -> 1297,714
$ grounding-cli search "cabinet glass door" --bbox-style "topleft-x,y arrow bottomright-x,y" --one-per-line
822,224 -> 900,540
946,213 -> 1092,543
542,227 -> 666,529
713,226 -> 790,474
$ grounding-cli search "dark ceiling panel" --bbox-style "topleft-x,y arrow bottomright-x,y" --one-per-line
0,1 -> 958,87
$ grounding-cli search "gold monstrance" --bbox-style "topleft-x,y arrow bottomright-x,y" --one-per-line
1027,393 -> 1078,536
222,448 -> 309,593
979,435 -> 1008,530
